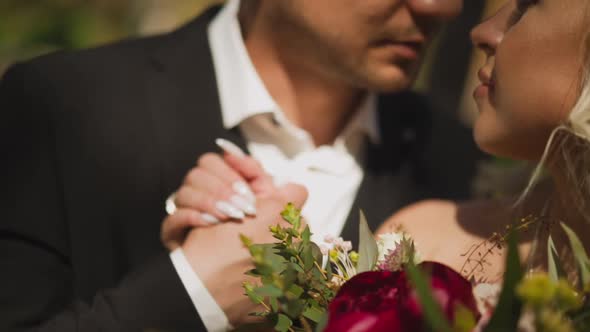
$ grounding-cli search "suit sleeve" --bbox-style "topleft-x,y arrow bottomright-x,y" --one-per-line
0,63 -> 206,332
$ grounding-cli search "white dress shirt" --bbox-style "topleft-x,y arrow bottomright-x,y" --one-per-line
170,0 -> 380,330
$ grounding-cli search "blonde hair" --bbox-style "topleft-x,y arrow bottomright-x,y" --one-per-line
517,23 -> 590,224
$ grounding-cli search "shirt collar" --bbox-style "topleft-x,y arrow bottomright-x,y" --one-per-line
208,0 -> 277,129
208,0 -> 380,144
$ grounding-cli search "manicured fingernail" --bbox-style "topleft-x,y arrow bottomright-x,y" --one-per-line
230,195 -> 257,216
165,193 -> 177,215
232,181 -> 256,203
215,201 -> 246,219
201,213 -> 220,225
215,138 -> 246,158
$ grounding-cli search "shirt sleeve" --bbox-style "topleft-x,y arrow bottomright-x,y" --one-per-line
170,248 -> 233,332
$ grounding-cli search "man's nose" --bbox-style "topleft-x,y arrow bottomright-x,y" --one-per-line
406,0 -> 464,21
470,3 -> 512,56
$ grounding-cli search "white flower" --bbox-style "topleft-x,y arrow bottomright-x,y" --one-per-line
473,282 -> 501,313
376,233 -> 404,262
324,234 -> 336,243
341,241 -> 352,252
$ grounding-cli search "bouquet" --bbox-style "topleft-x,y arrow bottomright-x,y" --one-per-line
238,204 -> 590,332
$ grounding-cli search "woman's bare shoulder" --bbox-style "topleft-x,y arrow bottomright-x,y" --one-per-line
378,198 -> 510,235
377,199 -> 458,234
377,198 -> 511,281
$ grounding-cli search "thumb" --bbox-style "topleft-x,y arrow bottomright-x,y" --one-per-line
277,182 -> 308,210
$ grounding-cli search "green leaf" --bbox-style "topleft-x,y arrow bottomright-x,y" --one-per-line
561,222 -> 590,289
286,284 -> 305,298
270,296 -> 279,312
302,225 -> 311,244
483,231 -> 523,332
303,305 -> 325,323
243,282 -> 264,305
314,312 -> 329,332
357,210 -> 378,273
274,314 -> 293,332
302,243 -> 315,271
405,262 -> 453,332
281,203 -> 301,229
547,235 -> 565,283
240,234 -> 253,248
284,299 -> 306,318
255,285 -> 283,297
282,264 -> 298,288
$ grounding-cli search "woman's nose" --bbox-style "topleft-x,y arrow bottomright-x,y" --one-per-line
471,3 -> 513,56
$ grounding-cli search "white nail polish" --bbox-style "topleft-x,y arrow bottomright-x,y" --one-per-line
165,192 -> 177,215
216,201 -> 246,219
215,138 -> 246,158
201,213 -> 220,225
230,195 -> 257,216
232,181 -> 256,203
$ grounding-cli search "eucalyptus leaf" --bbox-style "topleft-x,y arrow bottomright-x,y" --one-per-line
561,222 -> 590,289
243,282 -> 264,305
483,231 -> 523,332
303,305 -> 325,323
357,210 -> 378,273
270,296 -> 279,312
302,244 -> 315,271
274,314 -> 293,332
284,299 -> 305,318
255,285 -> 283,297
302,225 -> 311,244
286,284 -> 305,298
406,262 -> 453,332
314,312 -> 329,332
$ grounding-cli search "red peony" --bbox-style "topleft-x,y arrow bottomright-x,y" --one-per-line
324,262 -> 480,332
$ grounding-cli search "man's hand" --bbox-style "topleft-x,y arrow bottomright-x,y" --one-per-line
161,140 -> 308,325
181,180 -> 308,326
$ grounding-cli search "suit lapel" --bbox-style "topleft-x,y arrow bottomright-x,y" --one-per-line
145,6 -> 248,196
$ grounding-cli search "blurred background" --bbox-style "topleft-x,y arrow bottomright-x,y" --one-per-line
0,0 -> 521,196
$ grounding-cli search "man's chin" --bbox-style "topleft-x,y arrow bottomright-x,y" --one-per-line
365,75 -> 414,93
360,64 -> 417,92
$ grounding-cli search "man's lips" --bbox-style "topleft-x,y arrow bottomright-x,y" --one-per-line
375,39 -> 424,60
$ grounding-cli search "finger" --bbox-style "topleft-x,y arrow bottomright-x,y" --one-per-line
277,182 -> 308,209
175,185 -> 249,220
161,209 -> 219,251
184,167 -> 257,216
224,154 -> 275,195
197,153 -> 256,203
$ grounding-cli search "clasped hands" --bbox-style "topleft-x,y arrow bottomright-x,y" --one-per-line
161,139 -> 308,325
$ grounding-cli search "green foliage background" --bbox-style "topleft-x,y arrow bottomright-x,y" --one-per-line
0,0 -> 217,72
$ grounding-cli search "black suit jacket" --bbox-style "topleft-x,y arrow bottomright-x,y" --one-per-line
0,6 -> 483,332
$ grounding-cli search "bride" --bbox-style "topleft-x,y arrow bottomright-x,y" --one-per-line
377,0 -> 590,283
163,0 -> 590,310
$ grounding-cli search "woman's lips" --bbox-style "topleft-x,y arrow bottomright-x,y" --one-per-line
474,68 -> 495,100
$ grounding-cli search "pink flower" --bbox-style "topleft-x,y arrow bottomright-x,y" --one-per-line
324,262 -> 480,332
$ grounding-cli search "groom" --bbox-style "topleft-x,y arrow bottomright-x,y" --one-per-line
0,0 -> 477,331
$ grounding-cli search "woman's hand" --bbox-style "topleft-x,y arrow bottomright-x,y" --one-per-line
161,139 -> 276,251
